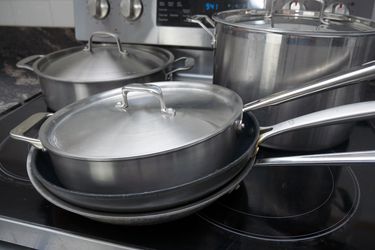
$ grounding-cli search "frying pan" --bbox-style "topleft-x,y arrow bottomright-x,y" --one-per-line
29,102 -> 375,213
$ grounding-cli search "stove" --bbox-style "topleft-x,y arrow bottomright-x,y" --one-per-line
1,0 -> 375,249
0,93 -> 375,249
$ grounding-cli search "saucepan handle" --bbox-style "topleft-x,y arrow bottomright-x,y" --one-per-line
84,31 -> 127,55
258,101 -> 375,144
16,55 -> 45,71
9,112 -> 52,150
117,83 -> 176,116
165,57 -> 195,80
255,151 -> 375,167
186,15 -> 216,47
243,62 -> 375,112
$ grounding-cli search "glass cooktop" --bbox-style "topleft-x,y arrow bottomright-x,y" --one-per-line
0,95 -> 375,250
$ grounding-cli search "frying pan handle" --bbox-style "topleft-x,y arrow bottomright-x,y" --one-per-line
9,112 -> 52,150
117,84 -> 176,116
186,15 -> 216,47
243,62 -> 375,112
165,57 -> 195,80
84,31 -> 128,55
16,55 -> 44,71
258,101 -> 375,144
255,151 -> 375,167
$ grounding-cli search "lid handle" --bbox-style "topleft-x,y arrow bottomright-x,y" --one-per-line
266,0 -> 328,25
84,31 -> 128,55
117,84 -> 176,116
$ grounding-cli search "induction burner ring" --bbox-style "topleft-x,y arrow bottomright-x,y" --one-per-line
199,166 -> 360,242
219,167 -> 335,219
0,136 -> 30,182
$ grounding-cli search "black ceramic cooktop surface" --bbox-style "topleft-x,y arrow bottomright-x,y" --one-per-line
0,95 -> 375,249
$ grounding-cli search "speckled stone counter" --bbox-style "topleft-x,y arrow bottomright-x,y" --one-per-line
0,27 -> 81,114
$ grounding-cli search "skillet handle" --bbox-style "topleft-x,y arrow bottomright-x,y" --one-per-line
243,62 -> 375,112
16,55 -> 44,71
258,101 -> 375,145
10,112 -> 52,150
255,151 -> 375,167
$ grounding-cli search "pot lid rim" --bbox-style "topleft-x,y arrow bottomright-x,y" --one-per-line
212,9 -> 375,37
31,44 -> 175,83
38,82 -> 245,161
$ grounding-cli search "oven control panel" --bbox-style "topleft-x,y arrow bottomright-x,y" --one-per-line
156,0 -> 257,27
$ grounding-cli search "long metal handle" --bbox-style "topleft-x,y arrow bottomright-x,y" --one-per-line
9,112 -> 52,150
258,101 -> 375,145
84,31 -> 127,55
243,62 -> 375,112
255,151 -> 375,167
16,55 -> 44,71
186,15 -> 216,47
165,57 -> 195,80
117,84 -> 176,116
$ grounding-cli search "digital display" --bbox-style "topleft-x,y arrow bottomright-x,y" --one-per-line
157,0 -> 260,27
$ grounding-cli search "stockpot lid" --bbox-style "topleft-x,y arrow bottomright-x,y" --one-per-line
35,33 -> 174,83
212,9 -> 375,37
40,82 -> 243,160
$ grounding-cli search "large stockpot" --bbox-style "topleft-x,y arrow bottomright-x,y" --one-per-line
9,63 -> 375,201
17,31 -> 194,111
188,2 -> 375,151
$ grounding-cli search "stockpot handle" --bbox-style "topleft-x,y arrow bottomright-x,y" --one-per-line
16,55 -> 45,71
9,112 -> 52,150
186,15 -> 216,47
258,101 -> 375,145
84,31 -> 127,55
255,151 -> 375,167
243,62 -> 375,112
165,57 -> 195,80
117,84 -> 176,116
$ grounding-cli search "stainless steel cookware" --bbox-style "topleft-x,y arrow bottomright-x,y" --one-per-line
188,1 -> 375,151
28,104 -> 375,213
17,31 -> 194,111
9,63 -> 375,212
26,104 -> 375,223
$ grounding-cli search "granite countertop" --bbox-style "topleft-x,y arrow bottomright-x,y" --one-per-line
0,27 -> 80,114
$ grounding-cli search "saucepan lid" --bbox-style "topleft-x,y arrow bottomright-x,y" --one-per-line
40,82 -> 243,160
212,8 -> 375,37
35,32 -> 174,82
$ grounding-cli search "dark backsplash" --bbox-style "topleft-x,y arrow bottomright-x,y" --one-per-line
0,27 -> 81,114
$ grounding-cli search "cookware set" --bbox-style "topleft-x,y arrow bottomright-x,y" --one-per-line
11,5 -> 375,225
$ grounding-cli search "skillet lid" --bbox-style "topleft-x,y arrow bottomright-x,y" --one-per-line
212,9 -> 375,37
35,32 -> 174,82
40,82 -> 243,160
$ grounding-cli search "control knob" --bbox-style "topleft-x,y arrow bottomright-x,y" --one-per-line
121,0 -> 143,21
88,0 -> 110,20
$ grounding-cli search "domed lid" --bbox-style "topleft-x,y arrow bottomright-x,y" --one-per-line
36,32 -> 174,82
40,82 -> 243,160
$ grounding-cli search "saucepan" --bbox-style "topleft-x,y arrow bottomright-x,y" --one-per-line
17,31 -> 194,111
10,63 -> 375,213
